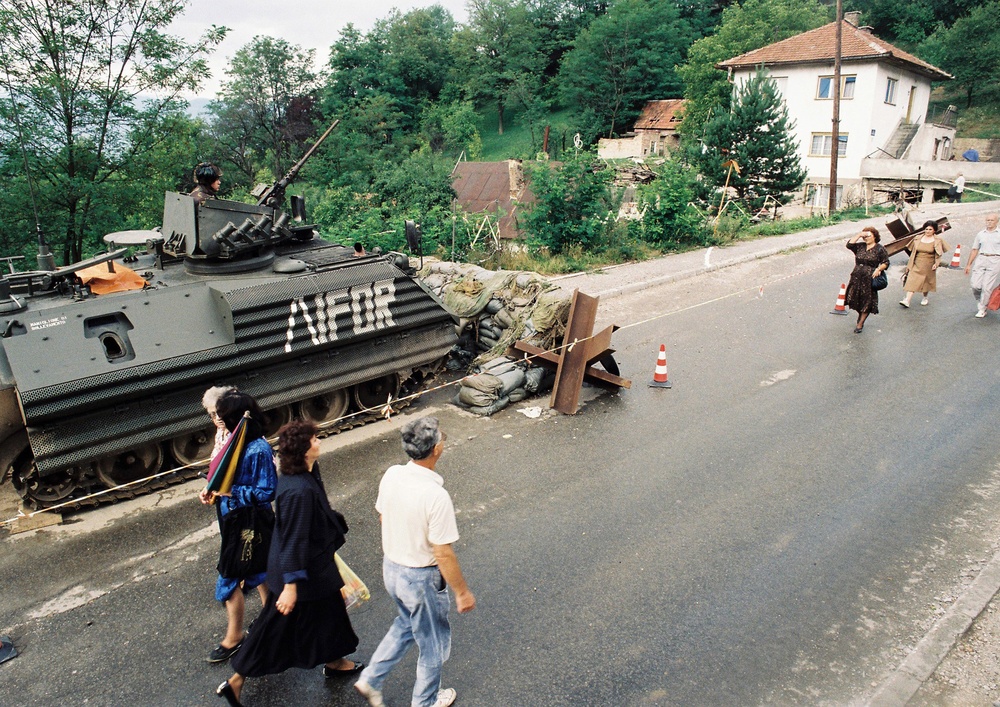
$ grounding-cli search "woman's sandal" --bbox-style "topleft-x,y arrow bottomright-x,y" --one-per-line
217,680 -> 244,707
323,660 -> 365,678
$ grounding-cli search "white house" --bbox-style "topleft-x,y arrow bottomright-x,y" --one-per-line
716,14 -> 955,212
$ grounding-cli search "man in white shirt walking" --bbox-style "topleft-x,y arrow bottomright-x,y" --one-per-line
356,417 -> 476,707
965,213 -> 1000,317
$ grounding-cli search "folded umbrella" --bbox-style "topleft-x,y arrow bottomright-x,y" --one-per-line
204,411 -> 250,499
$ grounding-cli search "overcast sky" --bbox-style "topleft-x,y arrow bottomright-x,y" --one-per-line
169,0 -> 469,98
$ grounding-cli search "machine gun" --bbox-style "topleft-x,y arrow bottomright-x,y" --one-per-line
253,119 -> 340,208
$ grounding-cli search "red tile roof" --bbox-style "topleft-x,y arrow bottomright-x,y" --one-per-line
633,100 -> 686,130
716,20 -> 951,80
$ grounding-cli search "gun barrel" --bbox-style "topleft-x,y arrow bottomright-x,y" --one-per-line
257,119 -> 340,206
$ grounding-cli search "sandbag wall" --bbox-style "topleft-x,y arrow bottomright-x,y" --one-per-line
419,262 -> 570,415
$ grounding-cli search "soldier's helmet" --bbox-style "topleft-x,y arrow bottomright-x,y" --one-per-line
193,162 -> 222,186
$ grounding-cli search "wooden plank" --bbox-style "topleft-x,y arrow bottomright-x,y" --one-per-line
550,291 -> 600,414
508,341 -> 631,389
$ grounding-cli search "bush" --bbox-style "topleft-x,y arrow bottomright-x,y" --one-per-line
629,160 -> 711,249
521,152 -> 615,254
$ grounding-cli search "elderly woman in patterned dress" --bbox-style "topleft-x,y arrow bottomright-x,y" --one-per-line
845,226 -> 890,333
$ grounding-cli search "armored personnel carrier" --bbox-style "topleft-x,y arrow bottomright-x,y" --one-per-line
0,122 -> 457,509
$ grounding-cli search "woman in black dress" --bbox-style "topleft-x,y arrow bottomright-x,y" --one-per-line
217,421 -> 363,706
845,226 -> 890,333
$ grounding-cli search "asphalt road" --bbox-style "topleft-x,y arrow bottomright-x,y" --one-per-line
2,215 -> 1000,706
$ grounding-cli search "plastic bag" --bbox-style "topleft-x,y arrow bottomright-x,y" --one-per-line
989,287 -> 1000,311
335,553 -> 370,610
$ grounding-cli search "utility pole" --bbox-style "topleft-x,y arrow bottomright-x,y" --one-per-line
828,0 -> 843,215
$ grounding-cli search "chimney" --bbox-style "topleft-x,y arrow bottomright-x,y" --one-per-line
844,11 -> 862,27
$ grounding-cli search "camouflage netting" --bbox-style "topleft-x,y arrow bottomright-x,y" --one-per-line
419,262 -> 570,416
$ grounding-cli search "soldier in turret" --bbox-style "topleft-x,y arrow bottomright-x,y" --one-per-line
190,162 -> 223,205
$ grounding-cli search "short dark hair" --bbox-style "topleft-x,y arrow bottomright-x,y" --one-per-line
353,242 -> 364,253
193,162 -> 222,186
921,220 -> 939,233
862,226 -> 881,243
215,390 -> 264,440
400,416 -> 442,460
277,420 -> 319,475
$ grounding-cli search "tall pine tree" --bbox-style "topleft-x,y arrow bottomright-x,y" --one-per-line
695,67 -> 805,210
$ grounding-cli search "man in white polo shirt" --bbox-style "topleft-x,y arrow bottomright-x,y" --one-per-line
965,213 -> 1000,317
355,417 -> 475,707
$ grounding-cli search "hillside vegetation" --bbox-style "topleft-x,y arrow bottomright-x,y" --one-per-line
1,0 -> 997,269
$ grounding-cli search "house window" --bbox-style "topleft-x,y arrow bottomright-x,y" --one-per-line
809,133 -> 849,157
843,76 -> 856,99
885,77 -> 898,105
806,184 -> 844,209
817,75 -> 857,99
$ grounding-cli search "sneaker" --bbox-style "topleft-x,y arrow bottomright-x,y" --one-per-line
921,297 -> 929,306
207,639 -> 243,663
432,688 -> 457,707
977,309 -> 988,318
899,299 -> 909,308
354,681 -> 385,707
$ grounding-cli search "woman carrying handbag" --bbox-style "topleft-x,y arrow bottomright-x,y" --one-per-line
844,226 -> 890,333
900,220 -> 948,308
217,420 -> 363,707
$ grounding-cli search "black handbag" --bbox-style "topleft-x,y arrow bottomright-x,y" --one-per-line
872,270 -> 888,291
217,503 -> 275,578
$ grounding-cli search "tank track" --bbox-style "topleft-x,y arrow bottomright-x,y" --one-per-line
13,367 -> 438,515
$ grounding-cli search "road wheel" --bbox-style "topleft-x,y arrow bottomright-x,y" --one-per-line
170,425 -> 218,467
10,452 -> 79,505
298,389 -> 349,425
96,443 -> 164,489
261,404 -> 293,439
352,373 -> 401,412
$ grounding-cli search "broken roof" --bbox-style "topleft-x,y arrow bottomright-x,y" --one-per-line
716,20 -> 951,81
633,100 -> 686,131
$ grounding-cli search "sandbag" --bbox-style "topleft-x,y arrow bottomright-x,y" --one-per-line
507,388 -> 528,403
493,308 -> 515,329
496,369 -> 526,396
479,358 -> 518,376
484,298 -> 504,315
465,396 -> 510,416
459,385 -> 498,407
478,335 -> 500,349
462,373 -> 503,394
524,367 -> 555,394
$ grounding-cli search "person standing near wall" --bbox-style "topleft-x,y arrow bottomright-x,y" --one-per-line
965,213 -> 1000,317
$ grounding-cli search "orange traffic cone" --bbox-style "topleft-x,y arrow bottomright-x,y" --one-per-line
949,244 -> 962,269
649,344 -> 672,388
831,283 -> 848,315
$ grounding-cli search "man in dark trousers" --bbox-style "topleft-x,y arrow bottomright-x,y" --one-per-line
355,417 -> 475,707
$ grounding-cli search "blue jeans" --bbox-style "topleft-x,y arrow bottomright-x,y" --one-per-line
360,558 -> 452,707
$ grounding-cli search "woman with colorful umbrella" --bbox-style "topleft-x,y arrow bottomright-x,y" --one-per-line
199,391 -> 276,664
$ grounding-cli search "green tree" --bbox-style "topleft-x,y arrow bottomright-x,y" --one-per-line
677,0 -> 829,137
846,0 -> 981,47
0,0 -> 224,263
629,160 -> 707,248
557,0 -> 694,140
930,1 -> 1000,107
522,153 -> 614,253
693,68 -> 806,210
419,100 -> 483,158
208,36 -> 318,186
455,0 -> 546,135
